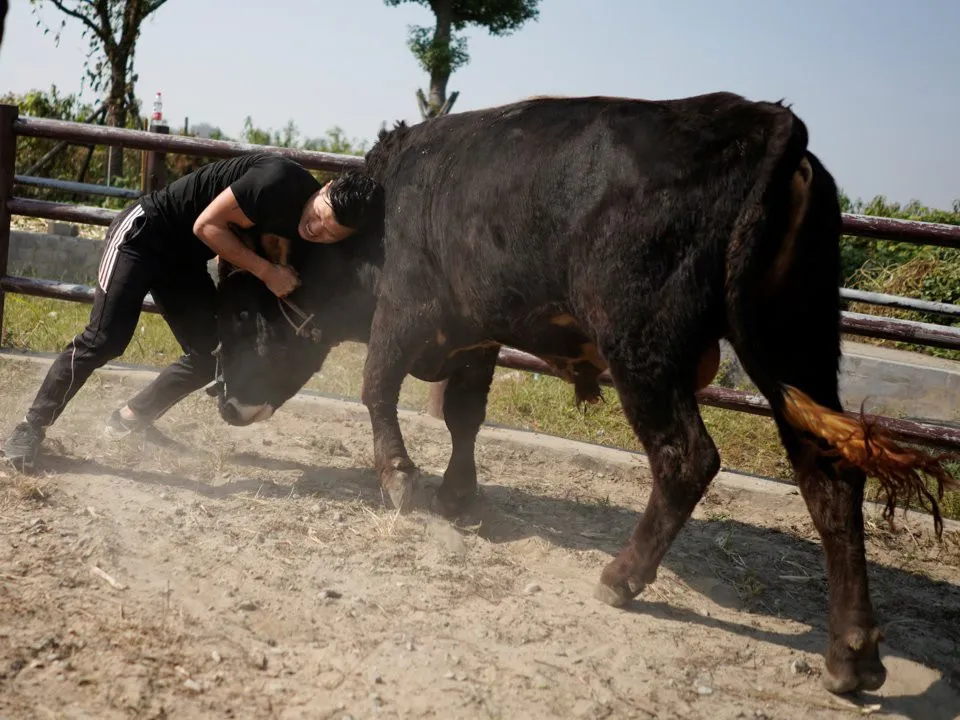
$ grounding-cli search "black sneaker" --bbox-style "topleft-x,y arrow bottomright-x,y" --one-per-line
1,420 -> 45,471
104,408 -> 152,439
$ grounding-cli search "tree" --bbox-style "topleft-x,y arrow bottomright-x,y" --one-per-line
384,0 -> 540,118
29,0 -> 168,180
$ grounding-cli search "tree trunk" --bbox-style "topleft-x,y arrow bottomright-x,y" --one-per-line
427,0 -> 452,115
106,60 -> 128,181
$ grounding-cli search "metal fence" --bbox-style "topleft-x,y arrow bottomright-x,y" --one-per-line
2,103 -> 960,450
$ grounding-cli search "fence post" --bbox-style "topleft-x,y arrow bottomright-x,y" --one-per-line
0,104 -> 18,343
144,123 -> 169,193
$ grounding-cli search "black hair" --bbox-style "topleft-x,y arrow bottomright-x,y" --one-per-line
328,170 -> 385,232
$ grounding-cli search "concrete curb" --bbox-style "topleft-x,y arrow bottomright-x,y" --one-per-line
2,349 -> 957,534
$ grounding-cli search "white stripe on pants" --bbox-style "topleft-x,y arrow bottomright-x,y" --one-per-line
97,204 -> 145,292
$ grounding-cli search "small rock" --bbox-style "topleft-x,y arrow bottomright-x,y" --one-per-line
406,641 -> 415,651
532,674 -> 549,689
444,671 -> 455,679
250,653 -> 268,671
237,600 -> 259,612
263,439 -> 273,446
790,658 -> 811,675
318,589 -> 342,600
372,673 -> 383,684
696,685 -> 714,696
370,693 -> 383,706
754,712 -> 769,720
310,504 -> 321,514
211,650 -> 222,664
333,512 -> 345,523
524,583 -> 542,595
183,679 -> 203,693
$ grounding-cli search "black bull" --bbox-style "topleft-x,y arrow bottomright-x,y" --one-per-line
212,92 -> 957,696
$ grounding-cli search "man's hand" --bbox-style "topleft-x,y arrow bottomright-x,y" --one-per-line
261,263 -> 300,298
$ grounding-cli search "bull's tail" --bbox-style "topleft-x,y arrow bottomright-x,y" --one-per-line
723,105 -> 958,537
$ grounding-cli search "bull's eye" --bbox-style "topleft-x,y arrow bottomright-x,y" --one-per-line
239,311 -> 250,322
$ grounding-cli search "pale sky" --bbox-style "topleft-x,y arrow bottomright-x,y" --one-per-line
2,0 -> 958,209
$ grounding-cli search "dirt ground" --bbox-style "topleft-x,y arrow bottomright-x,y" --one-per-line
1,354 -> 959,720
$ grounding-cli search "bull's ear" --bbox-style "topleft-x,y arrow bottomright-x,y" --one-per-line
261,233 -> 291,266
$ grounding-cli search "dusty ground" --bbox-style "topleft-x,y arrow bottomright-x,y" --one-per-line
1,354 -> 959,720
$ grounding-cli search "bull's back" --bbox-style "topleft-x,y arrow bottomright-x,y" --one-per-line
368,92 -> 807,318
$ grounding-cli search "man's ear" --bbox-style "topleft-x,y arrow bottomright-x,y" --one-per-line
261,233 -> 291,266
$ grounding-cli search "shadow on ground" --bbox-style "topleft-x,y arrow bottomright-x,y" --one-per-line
36,441 -> 960,720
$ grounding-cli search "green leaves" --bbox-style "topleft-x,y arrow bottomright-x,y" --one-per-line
407,24 -> 469,75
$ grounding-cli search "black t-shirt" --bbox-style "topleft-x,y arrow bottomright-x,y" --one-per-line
139,151 -> 322,262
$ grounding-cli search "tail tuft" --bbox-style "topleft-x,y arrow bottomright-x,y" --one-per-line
780,385 -> 960,539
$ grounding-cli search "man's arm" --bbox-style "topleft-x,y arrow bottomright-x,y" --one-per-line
193,186 -> 299,297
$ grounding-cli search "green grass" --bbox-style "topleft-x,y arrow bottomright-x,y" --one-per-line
3,293 -> 958,522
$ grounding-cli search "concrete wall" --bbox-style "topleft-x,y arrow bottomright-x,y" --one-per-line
8,229 -> 218,285
9,230 -> 104,284
717,339 -> 960,424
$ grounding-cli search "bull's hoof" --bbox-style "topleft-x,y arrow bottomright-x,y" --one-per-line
380,467 -> 420,513
822,627 -> 887,695
593,581 -> 631,607
433,481 -> 478,519
594,558 -> 655,608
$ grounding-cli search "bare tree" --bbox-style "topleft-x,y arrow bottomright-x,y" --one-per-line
30,0 -> 169,179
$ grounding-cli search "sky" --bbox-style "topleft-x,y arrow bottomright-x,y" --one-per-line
1,0 -> 958,209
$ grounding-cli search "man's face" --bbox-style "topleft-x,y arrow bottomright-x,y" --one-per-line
298,184 -> 355,244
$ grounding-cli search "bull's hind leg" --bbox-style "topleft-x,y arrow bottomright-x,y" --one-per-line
434,348 -> 499,518
761,348 -> 886,693
775,410 -> 885,694
594,358 -> 721,606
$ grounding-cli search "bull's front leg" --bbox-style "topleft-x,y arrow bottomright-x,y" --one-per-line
361,303 -> 422,512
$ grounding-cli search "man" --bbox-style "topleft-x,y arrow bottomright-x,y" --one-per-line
2,152 -> 384,470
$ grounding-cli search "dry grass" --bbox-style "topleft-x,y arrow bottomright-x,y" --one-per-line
844,255 -> 960,362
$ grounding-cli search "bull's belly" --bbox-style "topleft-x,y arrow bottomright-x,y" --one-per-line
409,318 -> 610,404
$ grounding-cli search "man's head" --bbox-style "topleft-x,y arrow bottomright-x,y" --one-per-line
298,170 -> 384,244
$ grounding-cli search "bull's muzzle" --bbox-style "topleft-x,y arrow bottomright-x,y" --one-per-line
219,396 -> 275,426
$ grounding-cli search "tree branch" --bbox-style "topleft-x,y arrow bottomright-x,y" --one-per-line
46,0 -> 104,39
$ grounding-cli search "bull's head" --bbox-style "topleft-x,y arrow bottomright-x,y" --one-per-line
213,224 -> 380,426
